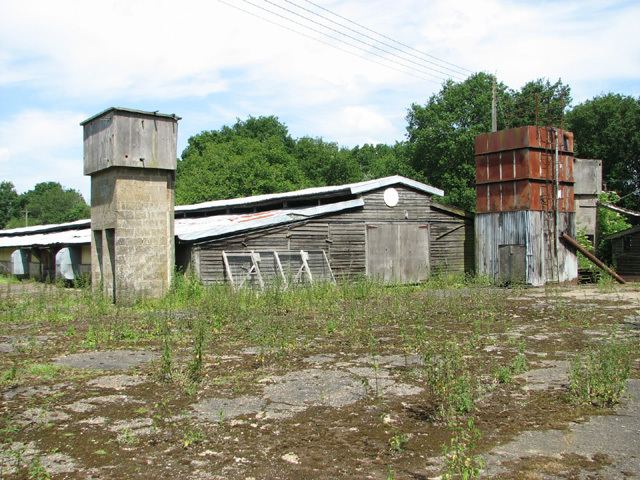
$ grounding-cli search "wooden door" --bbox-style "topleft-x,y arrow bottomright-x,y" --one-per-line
366,223 -> 430,283
498,244 -> 526,285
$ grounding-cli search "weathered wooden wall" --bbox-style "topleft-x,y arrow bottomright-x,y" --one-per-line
192,186 -> 473,284
612,232 -> 640,276
476,211 -> 577,286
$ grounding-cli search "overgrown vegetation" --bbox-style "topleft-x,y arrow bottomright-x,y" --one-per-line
570,338 -> 632,407
442,418 -> 485,480
1,274 -> 638,478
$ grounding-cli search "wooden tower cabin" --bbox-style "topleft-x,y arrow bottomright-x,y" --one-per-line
474,126 -> 578,286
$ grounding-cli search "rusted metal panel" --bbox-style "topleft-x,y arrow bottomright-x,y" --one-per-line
476,156 -> 489,183
475,126 -> 574,156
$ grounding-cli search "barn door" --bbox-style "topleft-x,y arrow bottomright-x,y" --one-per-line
498,244 -> 526,285
366,223 -> 430,283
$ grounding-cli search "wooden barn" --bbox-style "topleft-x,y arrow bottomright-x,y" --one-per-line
175,176 -> 474,286
607,226 -> 640,279
0,176 -> 474,287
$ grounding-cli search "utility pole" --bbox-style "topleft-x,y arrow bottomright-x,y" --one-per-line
491,76 -> 497,132
24,208 -> 28,227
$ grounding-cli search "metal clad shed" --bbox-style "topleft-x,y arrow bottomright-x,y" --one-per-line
182,177 -> 474,285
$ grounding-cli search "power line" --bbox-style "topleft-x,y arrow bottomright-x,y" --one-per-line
283,0 -> 468,78
238,0 -> 449,82
216,0 -> 440,83
301,0 -> 474,75
259,0 -> 465,80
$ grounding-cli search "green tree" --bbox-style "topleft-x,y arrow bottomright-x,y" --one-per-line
0,181 -> 20,228
566,94 -> 640,210
596,192 -> 632,262
293,137 -> 361,186
506,78 -> 571,128
405,73 -> 511,210
176,117 -> 309,204
406,73 -> 572,210
350,143 -> 422,181
5,182 -> 89,228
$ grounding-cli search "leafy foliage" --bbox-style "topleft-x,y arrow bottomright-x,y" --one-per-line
442,418 -> 484,480
4,182 -> 89,228
175,116 -> 414,205
570,338 -> 631,407
567,94 -> 640,210
406,73 -> 572,210
596,192 -> 632,262
0,181 -> 20,228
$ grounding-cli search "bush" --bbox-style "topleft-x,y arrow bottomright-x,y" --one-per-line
569,339 -> 631,407
423,341 -> 475,419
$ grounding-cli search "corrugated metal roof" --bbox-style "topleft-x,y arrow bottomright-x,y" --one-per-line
176,198 -> 365,242
604,224 -> 640,241
175,175 -> 443,213
0,199 -> 365,248
598,202 -> 640,218
0,229 -> 90,248
0,219 -> 91,237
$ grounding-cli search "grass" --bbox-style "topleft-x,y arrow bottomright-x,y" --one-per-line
1,273 -> 639,478
570,338 -> 632,407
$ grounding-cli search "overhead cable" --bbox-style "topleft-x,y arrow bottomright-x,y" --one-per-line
301,0 -> 474,75
283,0 -> 468,78
216,0 -> 441,83
259,0 -> 464,80
238,0 -> 449,82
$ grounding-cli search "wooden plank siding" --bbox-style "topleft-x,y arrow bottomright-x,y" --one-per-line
612,232 -> 640,276
191,185 -> 473,284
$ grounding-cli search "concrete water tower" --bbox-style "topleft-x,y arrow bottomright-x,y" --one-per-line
82,108 -> 180,302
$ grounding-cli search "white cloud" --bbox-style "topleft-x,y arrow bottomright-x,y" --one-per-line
0,110 -> 89,198
0,0 -> 638,199
309,105 -> 399,145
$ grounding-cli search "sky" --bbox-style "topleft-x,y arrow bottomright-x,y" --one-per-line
0,0 -> 638,200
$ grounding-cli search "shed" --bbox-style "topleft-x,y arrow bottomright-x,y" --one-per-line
606,225 -> 640,278
0,176 -> 474,287
176,176 -> 474,285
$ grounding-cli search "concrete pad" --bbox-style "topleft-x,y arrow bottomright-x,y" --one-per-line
64,394 -> 137,413
55,350 -> 158,370
484,379 -> 640,477
516,360 -> 569,391
263,368 -> 366,409
17,407 -> 70,426
192,395 -> 266,422
87,374 -> 146,390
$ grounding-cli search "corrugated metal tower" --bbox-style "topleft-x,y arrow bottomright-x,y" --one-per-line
82,108 -> 180,302
474,126 -> 578,285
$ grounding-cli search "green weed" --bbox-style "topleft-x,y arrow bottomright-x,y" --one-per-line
388,432 -> 409,452
570,338 -> 631,407
442,418 -> 484,480
27,456 -> 51,480
182,427 -> 205,448
423,341 -> 475,420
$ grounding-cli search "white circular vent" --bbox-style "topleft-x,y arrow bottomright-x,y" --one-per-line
383,187 -> 399,207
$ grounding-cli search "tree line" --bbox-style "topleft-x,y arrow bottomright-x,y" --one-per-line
1,72 -> 638,230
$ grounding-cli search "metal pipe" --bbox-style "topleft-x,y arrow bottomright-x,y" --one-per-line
553,128 -> 560,281
560,232 -> 626,284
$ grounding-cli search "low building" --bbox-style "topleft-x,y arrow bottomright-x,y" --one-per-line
606,226 -> 640,278
0,176 -> 474,288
